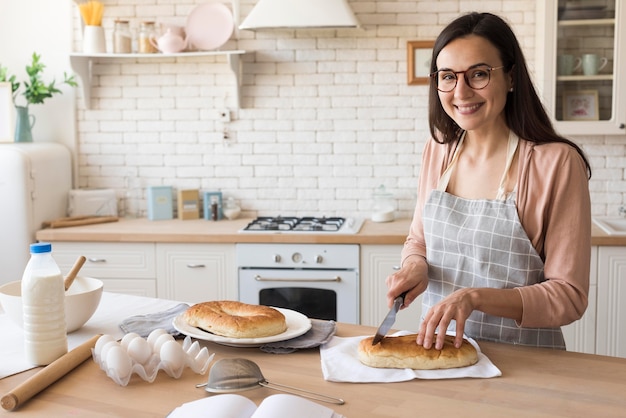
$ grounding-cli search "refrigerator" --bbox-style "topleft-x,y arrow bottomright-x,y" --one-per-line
0,143 -> 72,285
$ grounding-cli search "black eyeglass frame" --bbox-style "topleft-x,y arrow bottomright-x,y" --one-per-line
429,65 -> 506,92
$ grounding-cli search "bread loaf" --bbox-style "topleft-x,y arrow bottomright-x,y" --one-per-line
358,334 -> 478,370
183,301 -> 287,338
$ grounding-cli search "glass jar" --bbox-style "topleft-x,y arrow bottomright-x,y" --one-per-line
223,197 -> 241,220
371,185 -> 395,223
138,21 -> 158,53
113,20 -> 132,53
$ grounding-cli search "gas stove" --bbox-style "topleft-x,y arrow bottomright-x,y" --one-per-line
240,216 -> 364,234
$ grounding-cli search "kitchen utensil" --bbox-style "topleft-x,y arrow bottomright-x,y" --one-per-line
64,255 -> 86,291
198,358 -> 345,405
1,334 -> 100,411
42,215 -> 118,228
372,291 -> 407,345
185,2 -> 234,50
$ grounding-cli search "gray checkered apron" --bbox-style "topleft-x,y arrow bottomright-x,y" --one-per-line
422,132 -> 565,348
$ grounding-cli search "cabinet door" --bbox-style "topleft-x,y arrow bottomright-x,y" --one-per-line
562,246 -> 597,354
360,245 -> 422,331
536,0 -> 626,135
596,246 -> 626,358
156,243 -> 237,303
51,242 -> 157,297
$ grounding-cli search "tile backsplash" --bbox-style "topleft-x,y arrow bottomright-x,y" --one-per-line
72,0 -> 620,219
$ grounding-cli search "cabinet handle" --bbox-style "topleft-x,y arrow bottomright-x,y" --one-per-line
392,265 -> 400,270
186,264 -> 206,268
619,123 -> 625,129
87,258 -> 107,263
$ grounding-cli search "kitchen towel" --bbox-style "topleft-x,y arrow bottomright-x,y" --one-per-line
319,331 -> 501,382
260,319 -> 337,354
119,303 -> 190,338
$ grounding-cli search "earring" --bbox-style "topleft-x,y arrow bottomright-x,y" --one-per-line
509,87 -> 514,92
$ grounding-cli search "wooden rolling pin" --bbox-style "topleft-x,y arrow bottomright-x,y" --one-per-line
42,215 -> 118,229
1,334 -> 101,411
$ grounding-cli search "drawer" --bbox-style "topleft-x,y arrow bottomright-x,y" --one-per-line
51,242 -> 156,279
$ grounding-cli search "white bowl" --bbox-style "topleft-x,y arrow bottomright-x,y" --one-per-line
0,276 -> 103,333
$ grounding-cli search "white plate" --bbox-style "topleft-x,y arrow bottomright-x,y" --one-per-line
185,2 -> 234,51
172,307 -> 312,347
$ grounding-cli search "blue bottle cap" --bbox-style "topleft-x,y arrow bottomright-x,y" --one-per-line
30,242 -> 52,253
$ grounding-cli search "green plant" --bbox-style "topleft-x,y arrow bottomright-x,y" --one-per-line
0,52 -> 77,107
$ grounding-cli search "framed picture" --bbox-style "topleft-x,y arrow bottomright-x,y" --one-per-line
0,82 -> 13,142
562,90 -> 599,121
407,40 -> 435,85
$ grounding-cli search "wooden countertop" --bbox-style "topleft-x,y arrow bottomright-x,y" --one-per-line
36,217 -> 626,246
2,322 -> 625,417
35,218 -> 412,245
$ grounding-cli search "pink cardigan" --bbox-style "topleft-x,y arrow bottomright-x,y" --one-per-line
402,137 -> 591,328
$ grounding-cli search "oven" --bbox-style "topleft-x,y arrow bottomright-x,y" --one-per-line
236,242 -> 360,324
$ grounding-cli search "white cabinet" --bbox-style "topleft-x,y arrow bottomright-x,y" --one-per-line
536,0 -> 626,135
562,246 -> 598,354
360,245 -> 422,332
51,242 -> 157,297
563,245 -> 626,358
156,243 -> 237,303
596,246 -> 626,357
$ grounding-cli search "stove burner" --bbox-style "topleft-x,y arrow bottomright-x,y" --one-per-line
243,216 -> 345,232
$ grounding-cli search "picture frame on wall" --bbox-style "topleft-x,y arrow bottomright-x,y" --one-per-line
0,82 -> 14,142
407,40 -> 435,85
562,90 -> 600,121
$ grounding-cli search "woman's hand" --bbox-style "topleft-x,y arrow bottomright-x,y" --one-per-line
385,255 -> 428,310
417,288 -> 477,350
417,287 -> 523,350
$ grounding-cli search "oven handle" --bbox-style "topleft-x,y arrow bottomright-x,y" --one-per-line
254,275 -> 341,283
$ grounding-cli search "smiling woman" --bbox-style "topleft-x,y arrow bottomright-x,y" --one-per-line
388,12 -> 593,353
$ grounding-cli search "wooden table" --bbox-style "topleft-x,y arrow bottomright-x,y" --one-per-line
2,323 -> 625,417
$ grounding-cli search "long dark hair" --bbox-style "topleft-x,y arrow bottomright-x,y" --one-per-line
428,12 -> 591,178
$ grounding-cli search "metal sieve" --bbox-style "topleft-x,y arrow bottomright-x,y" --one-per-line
196,358 -> 345,405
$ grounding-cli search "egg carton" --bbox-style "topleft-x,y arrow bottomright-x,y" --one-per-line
91,329 -> 214,386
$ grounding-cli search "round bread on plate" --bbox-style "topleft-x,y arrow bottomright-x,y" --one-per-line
183,301 -> 287,339
358,334 -> 478,370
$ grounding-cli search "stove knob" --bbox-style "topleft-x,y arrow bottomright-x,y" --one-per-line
291,252 -> 302,263
315,255 -> 323,264
273,254 -> 281,263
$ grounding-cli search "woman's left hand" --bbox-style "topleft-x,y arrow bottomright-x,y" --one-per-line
417,288 -> 477,350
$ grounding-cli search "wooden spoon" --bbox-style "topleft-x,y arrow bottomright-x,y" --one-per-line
64,256 -> 86,291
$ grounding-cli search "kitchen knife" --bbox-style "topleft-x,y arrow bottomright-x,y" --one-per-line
372,291 -> 407,345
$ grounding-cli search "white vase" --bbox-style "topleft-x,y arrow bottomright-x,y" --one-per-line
83,25 -> 106,54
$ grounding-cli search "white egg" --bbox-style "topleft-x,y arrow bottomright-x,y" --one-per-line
94,335 -> 116,359
106,345 -> 133,379
159,340 -> 185,371
99,341 -> 120,364
126,337 -> 152,364
153,333 -> 175,354
121,332 -> 141,349
147,329 -> 168,349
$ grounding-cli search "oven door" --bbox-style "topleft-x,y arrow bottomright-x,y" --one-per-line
238,268 -> 359,324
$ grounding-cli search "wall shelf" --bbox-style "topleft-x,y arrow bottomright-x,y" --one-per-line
69,50 -> 246,109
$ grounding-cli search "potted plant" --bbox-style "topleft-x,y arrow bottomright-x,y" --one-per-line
0,52 -> 77,142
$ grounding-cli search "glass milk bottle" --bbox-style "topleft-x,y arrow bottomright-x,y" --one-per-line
21,242 -> 68,365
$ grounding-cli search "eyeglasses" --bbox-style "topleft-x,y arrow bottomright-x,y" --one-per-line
430,65 -> 505,92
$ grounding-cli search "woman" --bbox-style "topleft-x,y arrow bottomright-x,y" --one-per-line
387,12 -> 592,351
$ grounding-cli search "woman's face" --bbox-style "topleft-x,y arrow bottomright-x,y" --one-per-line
435,35 -> 512,135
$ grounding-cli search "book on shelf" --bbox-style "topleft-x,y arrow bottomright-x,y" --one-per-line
167,393 -> 345,418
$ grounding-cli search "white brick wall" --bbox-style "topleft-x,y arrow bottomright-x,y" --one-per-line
72,0 -> 619,219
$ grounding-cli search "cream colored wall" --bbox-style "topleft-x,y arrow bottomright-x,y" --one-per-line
0,1 -> 621,218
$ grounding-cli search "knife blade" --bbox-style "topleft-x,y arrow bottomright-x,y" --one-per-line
372,291 -> 407,345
